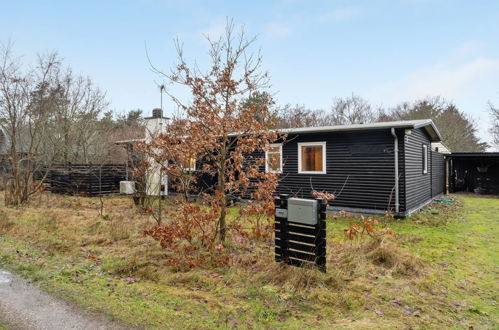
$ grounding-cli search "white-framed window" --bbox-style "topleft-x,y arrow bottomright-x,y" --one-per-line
265,143 -> 282,173
422,144 -> 428,174
298,142 -> 326,174
182,157 -> 196,171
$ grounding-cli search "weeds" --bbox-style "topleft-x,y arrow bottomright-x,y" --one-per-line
0,209 -> 13,233
36,210 -> 60,232
334,214 -> 423,277
363,235 -> 423,276
343,215 -> 394,240
411,199 -> 462,226
252,262 -> 343,291
109,217 -> 131,241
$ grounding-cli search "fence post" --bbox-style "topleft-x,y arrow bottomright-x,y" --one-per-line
68,162 -> 74,195
274,196 -> 281,262
315,198 -> 327,272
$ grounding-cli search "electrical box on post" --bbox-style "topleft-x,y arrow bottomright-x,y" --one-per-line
288,198 -> 318,225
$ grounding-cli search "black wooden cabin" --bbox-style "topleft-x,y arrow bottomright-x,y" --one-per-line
253,120 -> 445,216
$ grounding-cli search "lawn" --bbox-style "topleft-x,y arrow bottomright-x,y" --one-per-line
0,193 -> 497,329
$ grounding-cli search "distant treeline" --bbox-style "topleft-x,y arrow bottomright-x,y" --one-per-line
273,94 -> 487,152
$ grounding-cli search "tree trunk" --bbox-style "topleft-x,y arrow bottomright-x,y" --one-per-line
218,205 -> 226,242
217,144 -> 227,242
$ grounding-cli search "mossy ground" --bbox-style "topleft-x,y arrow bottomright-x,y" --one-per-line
0,193 -> 497,329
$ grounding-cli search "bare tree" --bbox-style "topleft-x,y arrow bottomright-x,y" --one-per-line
276,104 -> 328,128
45,70 -> 108,163
0,44 -> 62,205
276,95 -> 379,128
326,94 -> 378,125
0,43 -> 109,205
147,20 -> 282,242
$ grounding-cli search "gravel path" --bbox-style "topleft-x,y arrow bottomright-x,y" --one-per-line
0,269 -> 129,330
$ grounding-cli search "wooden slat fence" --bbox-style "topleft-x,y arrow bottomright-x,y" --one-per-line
43,163 -> 127,196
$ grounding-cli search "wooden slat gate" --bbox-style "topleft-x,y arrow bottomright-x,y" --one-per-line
274,194 -> 327,272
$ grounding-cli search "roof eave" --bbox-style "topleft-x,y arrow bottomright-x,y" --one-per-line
413,120 -> 442,142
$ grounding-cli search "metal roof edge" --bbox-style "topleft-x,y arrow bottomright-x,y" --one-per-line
412,119 -> 442,142
275,119 -> 442,142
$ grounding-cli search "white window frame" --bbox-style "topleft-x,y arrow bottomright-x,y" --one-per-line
265,143 -> 283,173
298,142 -> 327,174
422,144 -> 428,174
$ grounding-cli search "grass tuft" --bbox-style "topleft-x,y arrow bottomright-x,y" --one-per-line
363,235 -> 424,276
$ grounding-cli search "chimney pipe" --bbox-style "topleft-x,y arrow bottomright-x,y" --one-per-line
152,108 -> 163,118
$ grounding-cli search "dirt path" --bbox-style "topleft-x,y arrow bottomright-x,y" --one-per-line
0,269 -> 128,330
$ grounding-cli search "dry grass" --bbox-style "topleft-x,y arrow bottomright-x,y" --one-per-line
0,192 -> 496,329
251,235 -> 423,294
362,235 -> 424,276
0,208 -> 14,233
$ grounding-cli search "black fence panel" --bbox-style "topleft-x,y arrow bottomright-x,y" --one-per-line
43,163 -> 127,196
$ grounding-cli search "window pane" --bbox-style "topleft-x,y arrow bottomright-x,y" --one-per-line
182,157 -> 196,170
301,145 -> 323,172
269,145 -> 280,153
422,145 -> 427,173
267,153 -> 281,172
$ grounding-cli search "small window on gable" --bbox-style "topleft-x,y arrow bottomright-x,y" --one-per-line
265,144 -> 282,173
298,142 -> 326,174
422,144 -> 428,174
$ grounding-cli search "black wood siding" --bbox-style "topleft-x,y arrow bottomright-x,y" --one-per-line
431,151 -> 445,196
274,129 -> 402,212
403,128 -> 432,211
183,126 -> 445,215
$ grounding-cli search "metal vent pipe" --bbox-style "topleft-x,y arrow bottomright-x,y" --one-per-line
391,128 -> 400,214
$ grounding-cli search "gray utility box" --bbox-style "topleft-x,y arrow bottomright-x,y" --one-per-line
288,198 -> 318,225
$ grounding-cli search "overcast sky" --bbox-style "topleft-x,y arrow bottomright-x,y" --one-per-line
1,0 -> 498,145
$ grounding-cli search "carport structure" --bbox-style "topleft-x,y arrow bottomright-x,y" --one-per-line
448,152 -> 499,194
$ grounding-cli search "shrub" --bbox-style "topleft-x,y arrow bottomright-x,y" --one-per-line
343,216 -> 394,240
143,201 -> 224,269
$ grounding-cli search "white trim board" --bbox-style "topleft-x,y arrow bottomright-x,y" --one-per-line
265,143 -> 283,173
